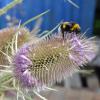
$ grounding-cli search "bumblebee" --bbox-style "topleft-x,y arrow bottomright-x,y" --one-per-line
58,21 -> 81,39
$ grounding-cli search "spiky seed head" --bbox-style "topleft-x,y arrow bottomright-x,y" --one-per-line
0,27 -> 31,65
0,27 -> 30,48
13,32 -> 98,92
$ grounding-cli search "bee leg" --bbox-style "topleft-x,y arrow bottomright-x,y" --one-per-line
61,31 -> 65,39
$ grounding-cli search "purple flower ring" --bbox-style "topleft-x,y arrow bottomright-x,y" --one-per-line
13,32 -> 98,91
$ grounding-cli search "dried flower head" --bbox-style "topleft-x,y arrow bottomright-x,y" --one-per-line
13,32 -> 98,92
0,26 -> 31,65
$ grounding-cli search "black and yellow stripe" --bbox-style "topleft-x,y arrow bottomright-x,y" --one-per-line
59,21 -> 81,39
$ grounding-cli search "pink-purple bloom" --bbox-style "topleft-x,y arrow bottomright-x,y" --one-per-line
13,32 -> 97,91
13,44 -> 39,88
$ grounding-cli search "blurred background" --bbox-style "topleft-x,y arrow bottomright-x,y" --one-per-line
0,0 -> 100,100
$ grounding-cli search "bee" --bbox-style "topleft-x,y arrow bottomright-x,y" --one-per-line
58,21 -> 81,39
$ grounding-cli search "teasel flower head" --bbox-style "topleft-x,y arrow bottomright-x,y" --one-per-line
12,31 -> 98,93
0,26 -> 31,65
0,26 -> 30,48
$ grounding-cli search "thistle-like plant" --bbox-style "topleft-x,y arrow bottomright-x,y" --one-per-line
13,32 -> 98,87
0,0 -> 97,99
0,28 -> 97,100
0,9 -> 50,66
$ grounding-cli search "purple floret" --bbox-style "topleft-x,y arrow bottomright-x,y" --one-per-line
12,33 -> 97,90
13,44 -> 39,88
69,33 -> 96,65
